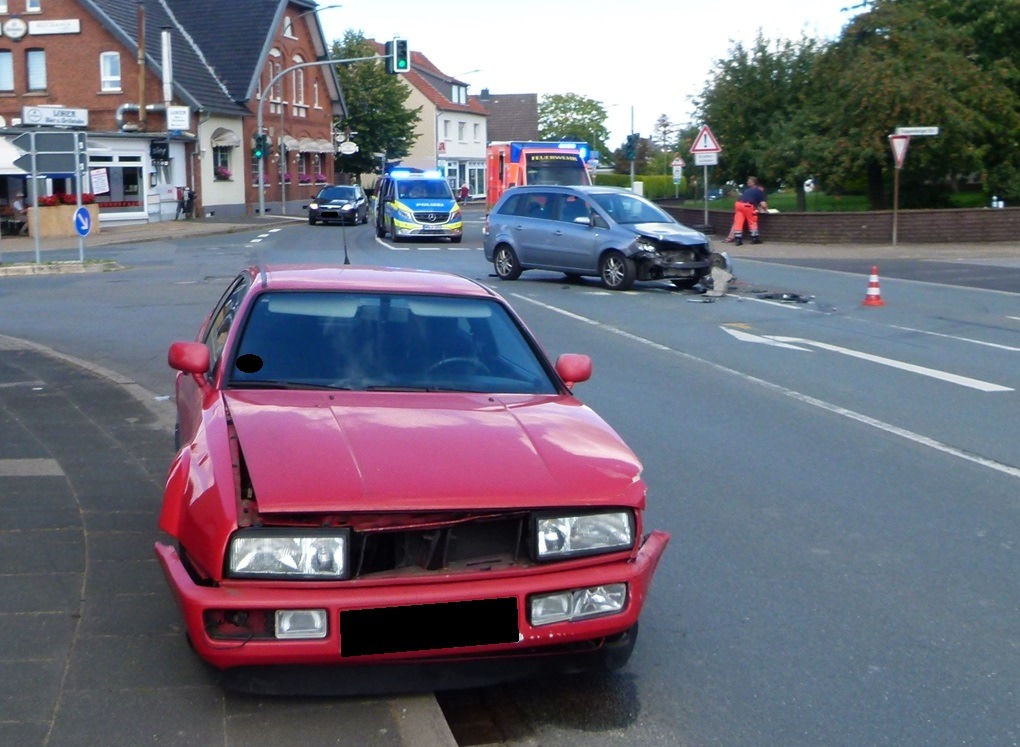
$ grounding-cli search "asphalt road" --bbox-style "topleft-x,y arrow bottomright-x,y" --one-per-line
1,212 -> 1018,745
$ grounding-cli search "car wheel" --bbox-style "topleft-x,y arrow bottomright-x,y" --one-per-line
599,623 -> 638,671
493,245 -> 522,280
599,250 -> 636,290
450,236 -> 462,244
308,216 -> 317,226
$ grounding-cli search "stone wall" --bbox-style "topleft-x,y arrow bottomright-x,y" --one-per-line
663,204 -> 1020,243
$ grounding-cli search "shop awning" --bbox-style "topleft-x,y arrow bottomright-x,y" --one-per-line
210,127 -> 241,147
315,138 -> 334,153
0,137 -> 28,175
281,135 -> 299,150
297,137 -> 317,152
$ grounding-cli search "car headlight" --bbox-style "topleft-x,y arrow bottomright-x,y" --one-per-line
394,207 -> 414,221
227,529 -> 350,579
634,237 -> 657,252
533,511 -> 634,560
309,202 -> 319,209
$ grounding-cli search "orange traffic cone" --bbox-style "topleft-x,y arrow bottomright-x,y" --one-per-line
862,265 -> 885,307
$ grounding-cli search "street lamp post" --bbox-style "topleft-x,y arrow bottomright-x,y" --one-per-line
276,4 -> 343,215
257,53 -> 382,217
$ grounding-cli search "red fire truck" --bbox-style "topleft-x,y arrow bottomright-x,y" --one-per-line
486,141 -> 592,208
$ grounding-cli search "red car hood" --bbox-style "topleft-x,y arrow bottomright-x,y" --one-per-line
223,390 -> 642,514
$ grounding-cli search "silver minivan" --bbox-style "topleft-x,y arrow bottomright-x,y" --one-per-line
483,185 -> 721,290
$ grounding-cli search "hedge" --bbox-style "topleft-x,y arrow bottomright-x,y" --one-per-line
590,173 -> 688,199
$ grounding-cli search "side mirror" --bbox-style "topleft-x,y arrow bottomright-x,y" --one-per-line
573,215 -> 593,226
555,353 -> 592,387
302,205 -> 309,210
168,341 -> 210,376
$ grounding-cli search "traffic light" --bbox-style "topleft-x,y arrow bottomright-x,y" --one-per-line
253,133 -> 266,160
386,38 -> 410,74
624,134 -> 639,161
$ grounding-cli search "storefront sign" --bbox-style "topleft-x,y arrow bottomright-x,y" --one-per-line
28,19 -> 81,35
23,106 -> 89,127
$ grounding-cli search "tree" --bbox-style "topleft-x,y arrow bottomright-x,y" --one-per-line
537,93 -> 611,159
808,2 -> 1020,207
694,33 -> 822,210
652,114 -> 677,174
329,31 -> 422,181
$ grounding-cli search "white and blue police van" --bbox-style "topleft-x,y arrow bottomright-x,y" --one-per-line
374,170 -> 463,243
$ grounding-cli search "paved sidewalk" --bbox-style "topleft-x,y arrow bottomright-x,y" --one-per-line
0,333 -> 456,747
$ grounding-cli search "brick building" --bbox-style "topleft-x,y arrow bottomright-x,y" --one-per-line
0,0 -> 344,224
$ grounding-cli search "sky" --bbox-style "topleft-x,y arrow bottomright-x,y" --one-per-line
318,0 -> 867,152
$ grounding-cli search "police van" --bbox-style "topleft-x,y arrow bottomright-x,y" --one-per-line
374,170 -> 463,243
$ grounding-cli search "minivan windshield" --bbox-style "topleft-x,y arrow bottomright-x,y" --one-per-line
396,180 -> 454,200
590,192 -> 675,225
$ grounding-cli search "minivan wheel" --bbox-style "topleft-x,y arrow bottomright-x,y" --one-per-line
600,250 -> 636,290
494,245 -> 522,280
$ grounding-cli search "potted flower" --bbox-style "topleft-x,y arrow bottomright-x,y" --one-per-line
214,166 -> 232,181
298,173 -> 312,184
27,193 -> 101,238
313,172 -> 328,184
281,172 -> 292,183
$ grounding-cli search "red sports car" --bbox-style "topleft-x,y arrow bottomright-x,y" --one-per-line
156,264 -> 669,678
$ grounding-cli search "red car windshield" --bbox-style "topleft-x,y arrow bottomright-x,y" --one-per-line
229,292 -> 558,394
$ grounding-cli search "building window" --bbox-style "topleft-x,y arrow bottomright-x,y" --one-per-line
457,122 -> 465,142
473,123 -> 480,142
282,14 -> 296,38
100,51 -> 121,92
213,147 -> 231,180
313,80 -> 320,109
292,55 -> 306,116
0,3 -> 8,13
26,48 -> 45,91
442,119 -> 450,140
0,51 -> 12,92
26,0 -> 41,12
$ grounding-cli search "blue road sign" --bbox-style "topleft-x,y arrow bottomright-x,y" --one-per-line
74,206 -> 92,237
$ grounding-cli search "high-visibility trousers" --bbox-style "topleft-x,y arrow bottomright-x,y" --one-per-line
731,201 -> 759,236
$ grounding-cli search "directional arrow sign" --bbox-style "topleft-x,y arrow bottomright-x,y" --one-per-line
74,206 -> 92,237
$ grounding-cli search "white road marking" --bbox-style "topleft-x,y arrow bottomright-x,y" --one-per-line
768,336 -> 1012,392
723,328 -> 812,351
884,323 -> 1020,352
0,459 -> 63,477
513,295 -> 1020,480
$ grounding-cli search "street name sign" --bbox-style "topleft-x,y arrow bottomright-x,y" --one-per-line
895,126 -> 939,137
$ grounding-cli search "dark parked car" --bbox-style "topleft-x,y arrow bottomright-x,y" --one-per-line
483,185 -> 725,290
158,264 -> 669,677
306,185 -> 368,225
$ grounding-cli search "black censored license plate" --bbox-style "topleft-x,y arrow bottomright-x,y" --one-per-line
340,597 -> 519,657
